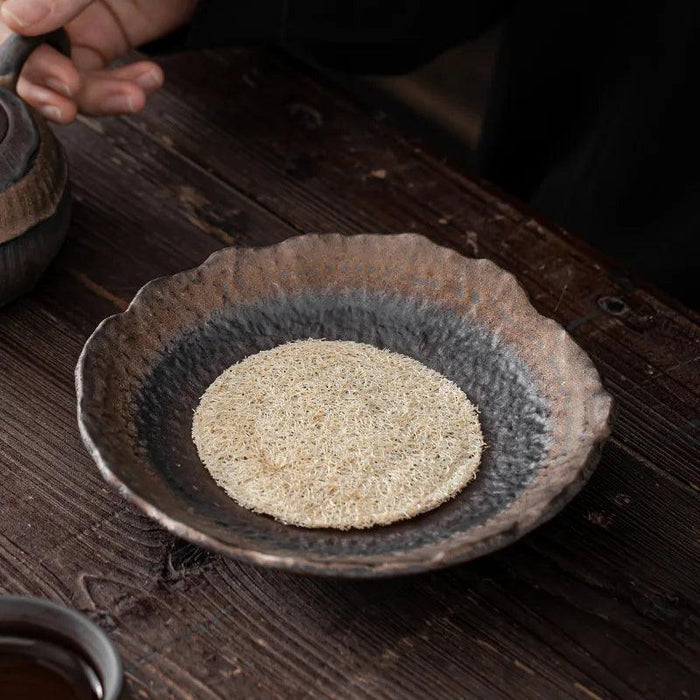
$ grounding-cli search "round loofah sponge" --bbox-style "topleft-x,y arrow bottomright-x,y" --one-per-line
192,339 -> 484,530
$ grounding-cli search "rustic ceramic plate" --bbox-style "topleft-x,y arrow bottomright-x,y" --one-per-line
76,234 -> 613,577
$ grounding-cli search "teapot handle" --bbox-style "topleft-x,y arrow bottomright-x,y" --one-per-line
0,29 -> 71,92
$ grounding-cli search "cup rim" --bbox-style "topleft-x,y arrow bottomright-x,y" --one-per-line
0,595 -> 123,699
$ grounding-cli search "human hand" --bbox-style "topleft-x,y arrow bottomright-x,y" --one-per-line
0,0 -> 198,123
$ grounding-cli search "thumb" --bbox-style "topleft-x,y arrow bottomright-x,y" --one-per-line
1,0 -> 93,35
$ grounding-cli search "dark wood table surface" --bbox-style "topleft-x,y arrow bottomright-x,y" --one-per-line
1,47 -> 698,699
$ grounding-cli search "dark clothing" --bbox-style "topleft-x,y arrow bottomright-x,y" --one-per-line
156,1 -> 699,305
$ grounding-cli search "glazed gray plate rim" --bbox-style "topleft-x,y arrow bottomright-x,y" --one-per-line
76,233 -> 614,577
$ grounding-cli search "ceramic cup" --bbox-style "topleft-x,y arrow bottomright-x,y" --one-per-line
0,596 -> 124,699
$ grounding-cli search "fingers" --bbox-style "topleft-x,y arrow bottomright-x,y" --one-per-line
16,77 -> 76,123
106,61 -> 164,93
0,21 -> 12,43
1,0 -> 93,36
75,73 -> 146,116
20,43 -> 162,99
71,61 -> 163,116
20,43 -> 81,97
18,70 -> 152,121
12,39 -> 163,122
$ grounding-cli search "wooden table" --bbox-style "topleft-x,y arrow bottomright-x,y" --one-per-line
1,47 -> 698,699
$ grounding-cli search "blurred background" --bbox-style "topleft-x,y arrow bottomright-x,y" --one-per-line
347,25 -> 500,171
322,21 -> 698,310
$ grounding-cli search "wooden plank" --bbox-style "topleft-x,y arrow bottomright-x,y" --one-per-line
1,202 -> 697,700
0,46 -> 698,699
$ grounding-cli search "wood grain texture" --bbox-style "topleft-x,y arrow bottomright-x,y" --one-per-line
0,47 -> 698,699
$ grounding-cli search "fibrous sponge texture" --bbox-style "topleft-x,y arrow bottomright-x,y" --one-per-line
192,340 -> 484,529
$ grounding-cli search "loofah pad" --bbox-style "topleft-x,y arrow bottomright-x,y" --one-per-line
192,339 -> 484,530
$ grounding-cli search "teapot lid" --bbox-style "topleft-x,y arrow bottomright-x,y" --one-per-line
0,88 -> 40,193
0,30 -> 69,193
0,30 -> 69,245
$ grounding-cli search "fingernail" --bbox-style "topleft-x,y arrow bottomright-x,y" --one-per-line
46,77 -> 71,97
39,104 -> 62,121
134,69 -> 162,90
103,93 -> 137,114
2,0 -> 51,27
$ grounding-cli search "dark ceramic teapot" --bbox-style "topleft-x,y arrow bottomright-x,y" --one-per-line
0,30 -> 71,307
